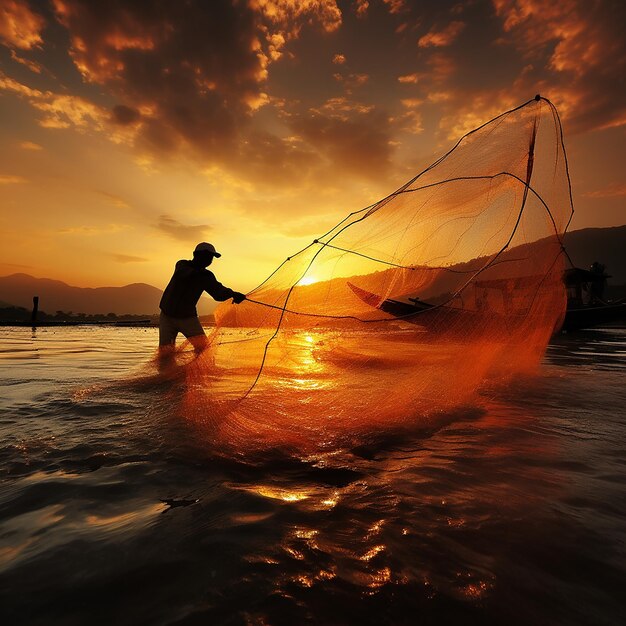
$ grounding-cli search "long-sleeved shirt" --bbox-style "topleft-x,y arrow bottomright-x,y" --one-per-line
160,260 -> 236,318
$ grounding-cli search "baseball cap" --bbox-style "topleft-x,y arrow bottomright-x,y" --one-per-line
194,242 -> 221,258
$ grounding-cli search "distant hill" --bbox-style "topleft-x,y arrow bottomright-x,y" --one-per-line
0,274 -> 214,316
563,225 -> 626,284
0,274 -> 165,315
0,273 -> 219,316
0,226 -> 623,315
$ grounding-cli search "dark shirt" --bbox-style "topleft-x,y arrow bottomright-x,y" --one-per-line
160,260 -> 236,318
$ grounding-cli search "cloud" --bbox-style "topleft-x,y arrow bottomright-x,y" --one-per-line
227,131 -> 320,189
398,73 -> 419,84
97,191 -> 131,209
51,0 -> 264,157
315,97 -> 375,119
36,93 -> 107,130
251,0 -> 342,36
393,110 -> 424,135
156,214 -> 211,242
111,104 -> 140,126
18,140 -> 43,150
0,71 -> 110,132
111,253 -> 148,263
426,53 -> 456,84
332,72 -> 369,90
438,90 -> 518,140
390,99 -> 424,135
59,224 -> 126,235
354,0 -> 369,19
583,183 -> 626,199
492,0 -> 626,133
0,174 -> 27,184
382,0 -> 408,15
427,91 -> 452,103
393,1 -> 624,146
333,53 -> 346,64
0,0 -> 45,50
44,0 -> 348,174
418,21 -> 465,48
10,49 -> 42,73
289,104 -> 394,180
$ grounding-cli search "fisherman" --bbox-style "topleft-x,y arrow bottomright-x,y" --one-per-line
588,261 -> 608,304
159,242 -> 246,351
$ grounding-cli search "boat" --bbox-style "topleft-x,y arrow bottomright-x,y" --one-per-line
348,264 -> 626,333
561,266 -> 626,331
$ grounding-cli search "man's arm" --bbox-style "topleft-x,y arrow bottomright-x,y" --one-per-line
204,272 -> 246,303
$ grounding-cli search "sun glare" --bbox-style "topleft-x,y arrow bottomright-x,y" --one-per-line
297,275 -> 317,286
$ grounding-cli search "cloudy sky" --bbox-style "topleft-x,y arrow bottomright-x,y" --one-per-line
0,0 -> 624,290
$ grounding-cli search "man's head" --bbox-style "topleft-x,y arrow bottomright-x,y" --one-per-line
193,242 -> 221,267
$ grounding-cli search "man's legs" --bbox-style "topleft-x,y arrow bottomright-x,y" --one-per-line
179,316 -> 209,353
157,313 -> 179,370
159,312 -> 179,347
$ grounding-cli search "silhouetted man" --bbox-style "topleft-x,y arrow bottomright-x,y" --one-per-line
159,242 -> 245,350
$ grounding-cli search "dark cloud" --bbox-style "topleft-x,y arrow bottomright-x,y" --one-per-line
3,0 -> 622,199
385,0 -> 626,142
0,0 -> 45,50
52,0 -> 265,159
418,20 -> 465,48
491,0 -> 626,134
46,0 -> 358,189
290,106 -> 394,180
156,214 -> 210,242
382,0 -> 410,15
227,130 -> 320,188
111,104 -> 140,126
10,49 -> 43,73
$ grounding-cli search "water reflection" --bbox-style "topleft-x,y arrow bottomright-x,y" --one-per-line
547,327 -> 626,369
0,327 -> 624,625
85,503 -> 165,529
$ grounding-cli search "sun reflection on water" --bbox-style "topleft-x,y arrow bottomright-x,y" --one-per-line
249,485 -> 311,502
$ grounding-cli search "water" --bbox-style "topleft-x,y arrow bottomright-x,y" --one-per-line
0,326 -> 625,625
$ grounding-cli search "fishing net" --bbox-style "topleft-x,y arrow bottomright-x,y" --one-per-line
176,96 -> 573,451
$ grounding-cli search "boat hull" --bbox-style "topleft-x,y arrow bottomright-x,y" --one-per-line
561,302 -> 626,332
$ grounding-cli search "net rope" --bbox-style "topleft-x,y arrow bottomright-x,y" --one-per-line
173,95 -> 575,445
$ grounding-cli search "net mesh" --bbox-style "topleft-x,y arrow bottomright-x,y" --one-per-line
174,96 -> 573,451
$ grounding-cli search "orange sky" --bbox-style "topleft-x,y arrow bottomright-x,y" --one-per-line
0,0 -> 624,291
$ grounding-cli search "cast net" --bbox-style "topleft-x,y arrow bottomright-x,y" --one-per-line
176,96 -> 573,451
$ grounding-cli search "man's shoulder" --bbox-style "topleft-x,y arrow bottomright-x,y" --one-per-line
200,268 -> 217,281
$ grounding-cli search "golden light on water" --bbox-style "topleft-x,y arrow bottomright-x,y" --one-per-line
85,503 -> 164,529
252,486 -> 311,502
360,545 -> 386,561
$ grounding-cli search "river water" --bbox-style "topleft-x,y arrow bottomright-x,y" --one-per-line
0,326 -> 624,625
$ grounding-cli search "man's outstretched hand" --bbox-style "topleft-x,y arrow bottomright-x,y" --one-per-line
232,292 -> 246,304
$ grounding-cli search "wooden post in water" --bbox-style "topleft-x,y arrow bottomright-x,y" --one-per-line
31,296 -> 39,327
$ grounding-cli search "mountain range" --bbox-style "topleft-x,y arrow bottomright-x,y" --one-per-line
0,275 -> 211,316
0,226 -> 624,316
